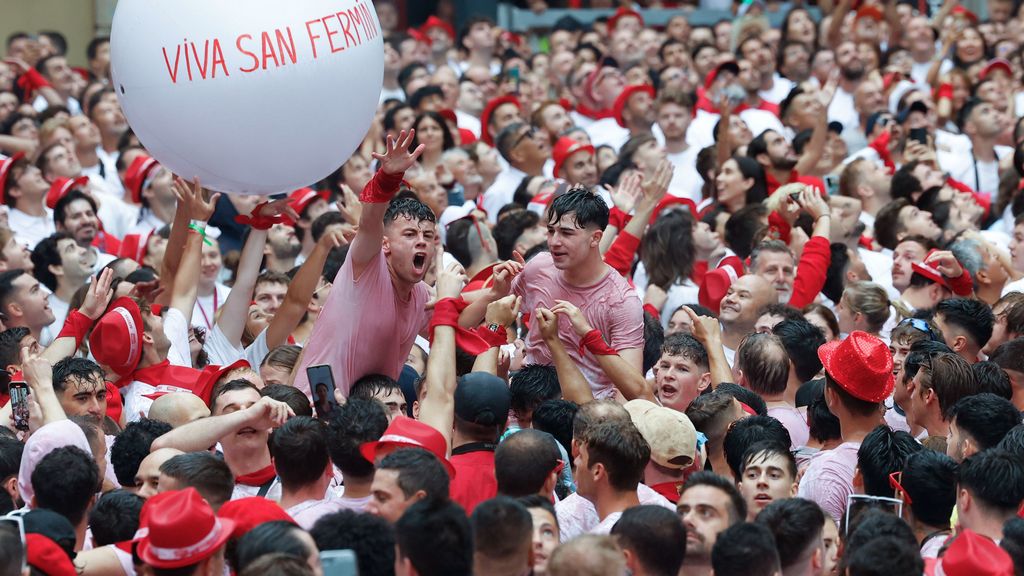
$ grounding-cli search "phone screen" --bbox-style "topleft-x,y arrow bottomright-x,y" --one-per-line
823,175 -> 840,196
321,550 -> 358,576
908,128 -> 928,145
307,365 -> 338,420
10,382 -> 28,431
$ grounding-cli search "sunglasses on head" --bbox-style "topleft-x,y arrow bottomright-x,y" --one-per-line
897,318 -> 942,342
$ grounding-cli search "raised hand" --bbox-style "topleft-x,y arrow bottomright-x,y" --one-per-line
535,307 -> 561,344
926,250 -> 964,278
372,129 -> 425,176
485,295 -> 522,328
683,306 -> 721,346
608,172 -> 643,215
243,396 -> 294,430
797,186 -> 830,220
255,197 -> 300,223
490,251 -> 526,297
172,176 -> 220,222
639,159 -> 673,209
79,268 -> 114,321
550,300 -> 593,337
338,184 -> 362,225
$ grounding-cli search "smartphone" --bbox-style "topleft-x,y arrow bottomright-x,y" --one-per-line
509,66 -> 521,95
321,550 -> 358,576
908,128 -> 929,145
823,174 -> 840,197
307,365 -> 338,420
9,381 -> 28,431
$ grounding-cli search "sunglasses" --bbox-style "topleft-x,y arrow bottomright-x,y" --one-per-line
897,318 -> 942,342
844,494 -> 903,537
0,514 -> 26,573
513,127 -> 538,149
889,471 -> 913,505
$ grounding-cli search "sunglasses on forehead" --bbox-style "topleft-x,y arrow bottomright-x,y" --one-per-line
896,317 -> 942,342
0,514 -> 26,573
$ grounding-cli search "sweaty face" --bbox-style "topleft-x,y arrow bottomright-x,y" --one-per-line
655,353 -> 708,412
58,374 -> 107,426
754,251 -> 795,303
368,468 -> 416,524
678,485 -> 735,562
546,212 -> 600,271
383,216 -> 436,286
737,453 -> 797,518
891,240 -> 928,291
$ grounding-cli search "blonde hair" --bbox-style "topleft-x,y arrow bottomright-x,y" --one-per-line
842,281 -> 891,334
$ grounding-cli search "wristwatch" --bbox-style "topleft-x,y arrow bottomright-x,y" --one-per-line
487,323 -> 503,333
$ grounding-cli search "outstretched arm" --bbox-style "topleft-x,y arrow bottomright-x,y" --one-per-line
349,130 -> 424,280
41,268 -> 113,364
417,245 -> 466,449
169,178 -> 221,319
265,229 -> 346,350
536,307 -> 593,404
151,396 -> 292,453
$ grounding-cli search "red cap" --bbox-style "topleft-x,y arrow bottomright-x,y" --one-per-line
407,27 -> 431,46
951,5 -> 979,24
705,60 -> 740,90
937,530 -> 1014,576
980,58 -> 1013,81
817,331 -> 894,402
438,108 -> 458,126
118,230 -> 155,263
854,4 -> 884,21
698,267 -> 737,315
0,152 -> 26,204
613,84 -> 656,128
500,30 -> 524,48
89,297 -> 145,376
359,415 -> 456,477
137,488 -> 236,569
608,7 -> 644,32
26,533 -> 77,576
480,95 -> 521,145
911,257 -> 951,290
552,137 -> 595,180
124,155 -> 160,204
218,497 -> 295,539
458,127 -> 477,145
420,16 -> 455,41
193,359 -> 252,407
287,188 -> 329,220
45,175 -> 90,210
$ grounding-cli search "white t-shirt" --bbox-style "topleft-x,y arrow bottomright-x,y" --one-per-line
8,207 -> 55,249
633,262 -> 700,330
191,283 -> 232,329
585,117 -> 630,151
48,295 -> 70,336
481,165 -> 527,223
665,146 -> 703,204
759,73 -> 795,104
936,145 -> 1013,198
203,324 -> 272,370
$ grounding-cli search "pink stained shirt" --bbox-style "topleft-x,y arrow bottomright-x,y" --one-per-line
797,441 -> 861,523
512,252 -> 645,399
294,248 -> 430,397
767,405 -> 810,449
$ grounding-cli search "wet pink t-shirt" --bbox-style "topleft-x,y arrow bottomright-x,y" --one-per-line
294,249 -> 429,397
513,252 -> 644,399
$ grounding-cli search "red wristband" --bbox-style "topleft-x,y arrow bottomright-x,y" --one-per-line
58,309 -> 94,350
359,169 -> 404,203
16,68 -> 50,95
476,325 -> 509,348
936,83 -> 954,101
643,303 -> 661,320
579,329 -> 617,356
235,201 -> 290,230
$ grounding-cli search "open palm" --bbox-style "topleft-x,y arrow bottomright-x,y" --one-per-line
373,130 -> 425,175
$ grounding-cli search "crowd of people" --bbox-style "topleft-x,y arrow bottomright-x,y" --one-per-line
4,0 -> 1024,574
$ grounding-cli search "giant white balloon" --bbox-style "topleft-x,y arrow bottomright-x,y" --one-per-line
110,0 -> 384,195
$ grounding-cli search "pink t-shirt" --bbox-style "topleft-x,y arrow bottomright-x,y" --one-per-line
286,498 -> 348,531
797,441 -> 861,523
555,483 -> 675,542
295,249 -> 430,397
767,405 -> 810,449
513,252 -> 644,399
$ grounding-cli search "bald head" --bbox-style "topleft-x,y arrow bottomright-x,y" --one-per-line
148,393 -> 211,428
135,448 -> 183,499
720,275 -> 776,331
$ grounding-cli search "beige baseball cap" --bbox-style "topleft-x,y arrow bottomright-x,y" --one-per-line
624,399 -> 697,470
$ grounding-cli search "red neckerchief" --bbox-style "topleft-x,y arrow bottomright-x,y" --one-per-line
575,103 -> 614,120
236,463 -> 277,487
114,359 -> 202,390
649,481 -> 682,503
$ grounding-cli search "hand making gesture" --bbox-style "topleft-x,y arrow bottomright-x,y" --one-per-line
173,176 -> 220,222
373,129 -> 425,176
